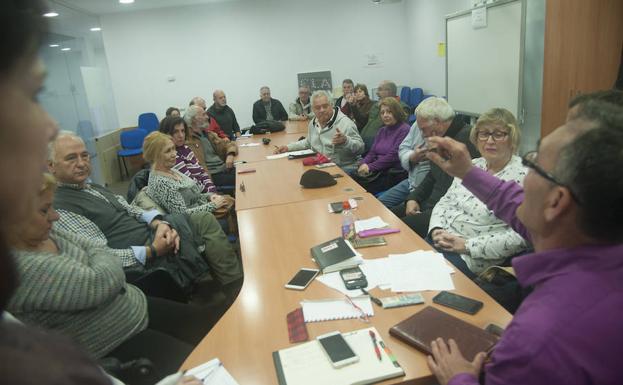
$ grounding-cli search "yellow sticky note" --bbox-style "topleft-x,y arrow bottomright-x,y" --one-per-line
437,42 -> 446,57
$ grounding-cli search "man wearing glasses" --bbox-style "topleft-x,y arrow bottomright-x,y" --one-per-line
423,95 -> 623,385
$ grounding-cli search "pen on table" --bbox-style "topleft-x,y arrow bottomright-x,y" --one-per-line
379,340 -> 401,368
361,288 -> 382,307
369,330 -> 382,361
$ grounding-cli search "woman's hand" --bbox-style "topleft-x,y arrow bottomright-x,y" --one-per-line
225,154 -> 235,169
431,229 -> 467,254
210,194 -> 228,208
357,163 -> 370,176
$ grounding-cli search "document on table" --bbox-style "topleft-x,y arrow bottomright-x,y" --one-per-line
238,142 -> 261,147
388,251 -> 455,292
354,216 -> 389,234
185,358 -> 239,384
316,251 -> 455,294
301,296 -> 373,322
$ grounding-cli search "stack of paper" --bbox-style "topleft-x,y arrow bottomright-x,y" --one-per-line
266,149 -> 315,160
316,250 -> 455,294
239,142 -> 261,147
301,296 -> 373,322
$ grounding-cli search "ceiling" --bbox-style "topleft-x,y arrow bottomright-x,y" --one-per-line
52,0 -> 241,15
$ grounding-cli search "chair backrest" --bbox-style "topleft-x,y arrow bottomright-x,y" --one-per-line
410,88 -> 424,109
120,129 -> 147,150
138,112 -> 159,133
400,87 -> 412,106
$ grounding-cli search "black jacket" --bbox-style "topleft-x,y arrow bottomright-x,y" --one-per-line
252,98 -> 288,123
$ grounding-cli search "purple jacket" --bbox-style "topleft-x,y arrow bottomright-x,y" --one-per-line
449,167 -> 623,385
362,122 -> 410,172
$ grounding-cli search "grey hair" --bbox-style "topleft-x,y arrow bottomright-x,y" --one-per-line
189,96 -> 204,107
311,90 -> 332,105
48,130 -> 84,162
183,105 -> 203,127
260,86 -> 270,93
382,81 -> 397,97
415,97 -> 455,123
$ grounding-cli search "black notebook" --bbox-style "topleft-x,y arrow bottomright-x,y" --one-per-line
310,237 -> 361,274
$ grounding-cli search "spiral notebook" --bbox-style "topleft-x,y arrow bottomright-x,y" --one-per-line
301,296 -> 374,322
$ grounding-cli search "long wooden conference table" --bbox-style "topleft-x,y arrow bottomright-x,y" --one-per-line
181,120 -> 512,384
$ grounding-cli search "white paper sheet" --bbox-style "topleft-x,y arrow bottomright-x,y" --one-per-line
238,142 -> 261,147
354,216 -> 389,234
185,358 -> 239,385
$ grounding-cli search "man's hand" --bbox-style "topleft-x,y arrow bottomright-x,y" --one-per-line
427,338 -> 486,385
357,163 -> 370,176
176,375 -> 203,385
332,128 -> 347,145
152,231 -> 175,257
409,145 -> 428,165
274,145 -> 289,154
431,229 -> 467,254
346,94 -> 356,104
405,200 -> 421,216
426,137 -> 474,179
225,154 -> 235,169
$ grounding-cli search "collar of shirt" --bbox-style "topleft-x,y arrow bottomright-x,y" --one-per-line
512,243 -> 623,287
57,181 -> 89,190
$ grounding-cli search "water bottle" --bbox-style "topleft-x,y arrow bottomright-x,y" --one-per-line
341,201 -> 356,241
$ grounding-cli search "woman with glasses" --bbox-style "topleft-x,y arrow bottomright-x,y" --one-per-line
428,108 -> 528,279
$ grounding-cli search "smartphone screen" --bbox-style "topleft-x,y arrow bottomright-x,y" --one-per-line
433,291 -> 483,315
285,269 -> 318,289
318,333 -> 357,364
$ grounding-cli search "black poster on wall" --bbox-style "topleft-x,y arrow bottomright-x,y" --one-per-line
297,71 -> 332,92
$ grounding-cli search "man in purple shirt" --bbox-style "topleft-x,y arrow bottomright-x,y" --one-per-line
423,98 -> 623,385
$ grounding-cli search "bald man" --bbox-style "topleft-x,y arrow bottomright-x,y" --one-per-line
207,90 -> 241,140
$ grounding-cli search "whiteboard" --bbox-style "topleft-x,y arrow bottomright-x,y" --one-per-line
446,0 -> 524,118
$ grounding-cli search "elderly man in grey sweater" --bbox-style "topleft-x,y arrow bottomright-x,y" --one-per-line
275,90 -> 364,172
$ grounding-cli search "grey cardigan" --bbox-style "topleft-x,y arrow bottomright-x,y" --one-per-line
9,229 -> 148,358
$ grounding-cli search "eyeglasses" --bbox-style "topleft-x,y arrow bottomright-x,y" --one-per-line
477,130 -> 509,141
521,151 -> 582,205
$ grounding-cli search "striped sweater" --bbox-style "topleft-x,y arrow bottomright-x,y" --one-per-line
8,229 -> 148,358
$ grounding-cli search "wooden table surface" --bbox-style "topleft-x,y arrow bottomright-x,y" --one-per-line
284,119 -> 310,134
235,159 -> 365,211
235,132 -> 305,163
181,194 -> 512,385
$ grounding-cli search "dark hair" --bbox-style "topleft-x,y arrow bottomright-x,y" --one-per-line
555,107 -> 623,242
342,79 -> 354,86
568,90 -> 623,109
159,116 -> 188,141
0,0 -> 48,73
380,81 -> 398,97
354,83 -> 369,98
379,97 -> 407,124
165,107 -> 180,116
570,99 -> 623,130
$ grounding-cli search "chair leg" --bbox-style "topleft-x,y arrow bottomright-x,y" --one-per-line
122,158 -> 129,180
118,155 -> 123,181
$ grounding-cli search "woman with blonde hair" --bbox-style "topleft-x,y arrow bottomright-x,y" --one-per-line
428,108 -> 528,278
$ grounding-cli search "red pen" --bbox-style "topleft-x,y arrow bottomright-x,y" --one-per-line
369,330 -> 382,361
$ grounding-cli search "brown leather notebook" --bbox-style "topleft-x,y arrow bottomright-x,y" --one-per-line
389,306 -> 498,361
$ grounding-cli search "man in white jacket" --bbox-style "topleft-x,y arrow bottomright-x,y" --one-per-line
275,90 -> 364,171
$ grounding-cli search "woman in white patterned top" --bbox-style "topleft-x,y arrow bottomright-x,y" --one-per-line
428,108 -> 528,278
143,131 -> 231,215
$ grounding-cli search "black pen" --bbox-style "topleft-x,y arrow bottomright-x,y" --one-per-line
362,288 -> 382,307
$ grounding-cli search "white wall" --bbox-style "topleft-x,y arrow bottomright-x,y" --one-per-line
405,0 -> 470,96
101,0 -> 417,128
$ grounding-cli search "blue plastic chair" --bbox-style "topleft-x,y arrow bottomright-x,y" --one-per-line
138,112 -> 159,133
410,88 -> 424,109
117,129 -> 147,179
400,87 -> 412,107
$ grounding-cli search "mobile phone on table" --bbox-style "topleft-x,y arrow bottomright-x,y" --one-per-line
316,331 -> 359,368
433,291 -> 483,315
352,236 -> 387,249
339,267 -> 368,290
284,268 -> 319,290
